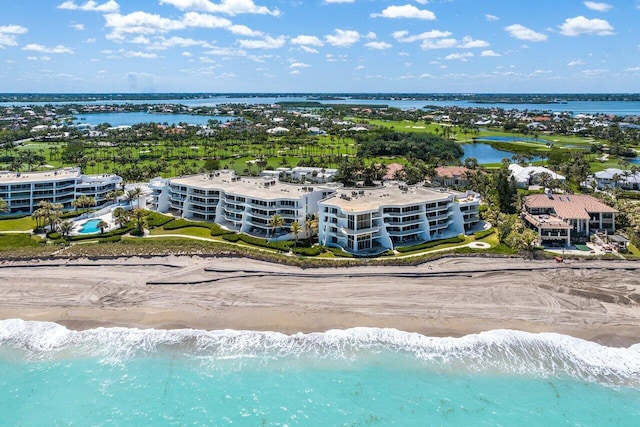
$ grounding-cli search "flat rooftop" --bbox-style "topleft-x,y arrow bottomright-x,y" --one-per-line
170,171 -> 338,200
321,184 -> 455,212
0,167 -> 81,184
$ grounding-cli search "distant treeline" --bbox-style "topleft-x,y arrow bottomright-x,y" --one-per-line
2,93 -> 640,103
356,130 -> 463,162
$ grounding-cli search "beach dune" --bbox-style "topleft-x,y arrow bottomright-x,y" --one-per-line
1,256 -> 639,347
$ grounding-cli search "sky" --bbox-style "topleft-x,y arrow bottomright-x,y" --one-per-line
1,0 -> 640,93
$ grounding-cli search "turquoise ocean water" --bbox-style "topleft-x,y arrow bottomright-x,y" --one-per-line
1,320 -> 639,426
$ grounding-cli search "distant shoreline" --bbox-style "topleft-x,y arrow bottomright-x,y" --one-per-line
2,92 -> 640,103
1,255 -> 639,348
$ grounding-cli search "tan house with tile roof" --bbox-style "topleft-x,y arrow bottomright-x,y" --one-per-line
522,192 -> 617,246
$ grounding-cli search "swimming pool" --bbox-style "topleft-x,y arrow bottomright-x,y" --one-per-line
78,219 -> 102,234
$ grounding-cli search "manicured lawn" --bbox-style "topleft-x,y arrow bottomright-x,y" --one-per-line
149,226 -> 216,239
0,216 -> 36,232
0,233 -> 40,250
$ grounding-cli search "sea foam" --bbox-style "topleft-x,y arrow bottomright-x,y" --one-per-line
1,319 -> 639,388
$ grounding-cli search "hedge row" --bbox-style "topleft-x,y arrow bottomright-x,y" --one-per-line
235,233 -> 292,252
395,235 -> 466,253
146,212 -> 175,228
162,218 -> 226,236
473,228 -> 495,240
67,225 -> 134,242
291,245 -> 324,256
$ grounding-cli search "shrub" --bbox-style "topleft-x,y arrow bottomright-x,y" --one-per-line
395,235 -> 466,253
326,247 -> 354,258
67,225 -> 134,242
47,231 -> 61,240
291,245 -> 324,256
222,233 -> 241,242
146,212 -> 174,228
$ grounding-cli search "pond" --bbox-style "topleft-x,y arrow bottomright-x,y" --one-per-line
74,112 -> 235,127
461,143 -> 541,164
474,136 -> 549,144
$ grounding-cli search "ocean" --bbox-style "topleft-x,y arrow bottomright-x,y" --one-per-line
1,320 -> 639,426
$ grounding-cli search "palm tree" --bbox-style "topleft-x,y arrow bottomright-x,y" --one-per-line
0,198 -> 8,213
58,220 -> 75,238
131,209 -> 147,235
125,187 -> 143,209
72,195 -> 96,213
97,220 -> 108,234
305,213 -> 319,242
113,207 -> 130,228
269,213 -> 284,236
290,221 -> 302,247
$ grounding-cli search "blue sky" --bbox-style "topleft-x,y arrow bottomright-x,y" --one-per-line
1,0 -> 639,93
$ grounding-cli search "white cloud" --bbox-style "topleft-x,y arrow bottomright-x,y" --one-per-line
324,0 -> 354,3
393,30 -> 452,43
458,36 -> 489,49
365,41 -> 392,50
57,0 -> 119,13
85,37 -> 97,43
485,14 -> 499,22
0,25 -> 28,48
290,35 -> 324,47
147,36 -> 212,50
582,68 -> 608,76
419,73 -> 435,78
159,0 -> 280,16
290,70 -> 300,75
624,67 -> 640,72
122,50 -> 158,59
481,50 -> 501,57
71,24 -> 85,31
326,53 -> 348,62
567,59 -> 585,66
445,52 -> 473,61
22,44 -> 74,54
204,45 -> 246,56
182,51 -> 192,56
325,29 -> 361,47
559,16 -> 614,36
104,10 -> 264,41
298,46 -> 319,54
420,36 -> 488,50
584,1 -> 612,12
505,24 -> 548,42
371,4 -> 436,20
354,65 -> 365,71
289,61 -> 310,68
237,36 -> 286,49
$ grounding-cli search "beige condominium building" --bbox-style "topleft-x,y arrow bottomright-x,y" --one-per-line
318,182 -> 481,255
150,170 -> 337,239
0,167 -> 122,214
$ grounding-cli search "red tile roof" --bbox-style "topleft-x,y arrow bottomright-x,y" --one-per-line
524,194 -> 617,220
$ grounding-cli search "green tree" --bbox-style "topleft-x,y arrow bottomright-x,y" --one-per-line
269,213 -> 284,236
290,221 -> 302,247
113,207 -> 130,228
0,198 -> 8,213
494,167 -> 518,214
131,209 -> 147,235
58,220 -> 75,238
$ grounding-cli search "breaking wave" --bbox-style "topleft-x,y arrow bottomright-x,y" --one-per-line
1,319 -> 639,388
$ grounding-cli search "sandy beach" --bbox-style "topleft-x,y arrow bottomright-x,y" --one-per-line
1,255 -> 640,346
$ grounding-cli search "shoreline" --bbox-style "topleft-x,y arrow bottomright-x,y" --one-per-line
1,255 -> 640,347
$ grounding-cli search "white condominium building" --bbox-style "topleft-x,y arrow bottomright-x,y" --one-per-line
150,170 -> 337,239
0,167 -> 123,214
318,183 -> 481,255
